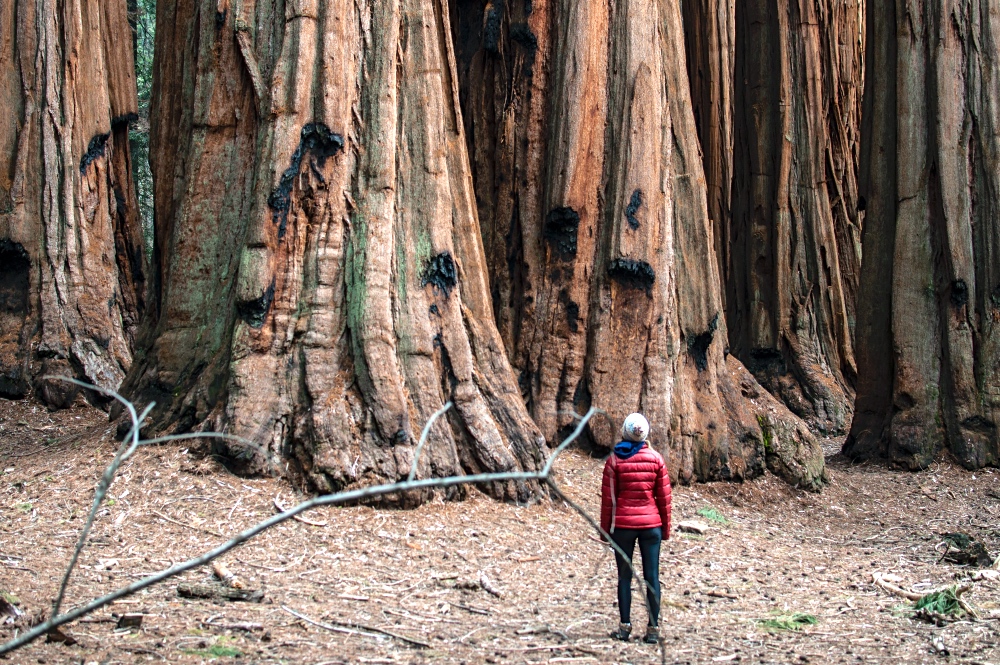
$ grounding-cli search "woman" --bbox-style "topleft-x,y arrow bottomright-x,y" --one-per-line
600,413 -> 672,644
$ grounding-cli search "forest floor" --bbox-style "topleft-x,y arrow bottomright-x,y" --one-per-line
1,398 -> 999,665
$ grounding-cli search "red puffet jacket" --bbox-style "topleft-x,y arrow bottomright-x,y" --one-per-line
600,444 -> 672,536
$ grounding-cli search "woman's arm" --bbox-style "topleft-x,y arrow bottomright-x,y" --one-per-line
654,459 -> 672,538
600,459 -> 614,534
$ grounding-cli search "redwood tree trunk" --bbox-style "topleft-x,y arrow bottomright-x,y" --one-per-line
122,0 -> 545,501
846,0 -> 1000,470
681,0 -> 735,296
451,0 -> 827,489
0,0 -> 144,407
729,0 -> 863,434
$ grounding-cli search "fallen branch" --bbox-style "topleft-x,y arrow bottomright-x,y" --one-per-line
872,572 -> 926,601
0,404 -> 599,656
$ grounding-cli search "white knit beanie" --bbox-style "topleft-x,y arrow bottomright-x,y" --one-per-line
621,413 -> 650,442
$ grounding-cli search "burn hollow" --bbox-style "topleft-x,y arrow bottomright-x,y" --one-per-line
80,133 -> 110,173
544,207 -> 580,259
607,258 -> 655,294
625,189 -> 643,230
423,252 -> 458,297
268,123 -> 344,239
236,278 -> 276,329
687,314 -> 719,372
483,0 -> 504,53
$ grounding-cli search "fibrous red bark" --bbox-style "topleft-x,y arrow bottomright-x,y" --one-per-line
847,0 -> 1000,470
451,0 -> 827,489
681,0 -> 735,296
121,0 -> 545,501
728,0 -> 863,434
0,0 -> 144,407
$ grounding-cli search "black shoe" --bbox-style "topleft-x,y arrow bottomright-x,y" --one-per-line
643,625 -> 658,644
610,622 -> 631,641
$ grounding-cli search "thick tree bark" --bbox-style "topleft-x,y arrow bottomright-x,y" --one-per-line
681,0 -> 735,296
846,0 -> 1000,470
121,0 -> 545,501
451,0 -> 827,489
0,0 -> 145,407
729,0 -> 863,434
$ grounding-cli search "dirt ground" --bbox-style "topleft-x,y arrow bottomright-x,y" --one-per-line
2,398 -> 999,665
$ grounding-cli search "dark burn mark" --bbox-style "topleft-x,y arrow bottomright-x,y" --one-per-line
566,301 -> 580,332
607,258 -> 655,294
0,239 -> 29,317
236,278 -> 276,328
429,303 -> 440,316
857,195 -> 867,212
268,123 -> 344,239
687,313 -> 720,372
558,289 -> 580,332
524,0 -> 533,15
544,207 -> 580,258
483,0 -> 504,54
509,23 -> 538,79
951,279 -> 969,307
215,9 -> 226,28
422,252 -> 457,297
625,189 -> 643,230
80,133 -> 110,173
111,113 -> 138,128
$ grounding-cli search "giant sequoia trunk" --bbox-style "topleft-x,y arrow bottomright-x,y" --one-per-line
0,0 -> 145,406
121,0 -> 545,501
450,0 -> 827,489
846,0 -> 1000,470
681,0 -> 734,295
728,0 -> 863,434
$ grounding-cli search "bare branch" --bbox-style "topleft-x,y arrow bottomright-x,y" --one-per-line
0,395 -> 662,660
50,396 -> 154,616
408,401 -> 453,481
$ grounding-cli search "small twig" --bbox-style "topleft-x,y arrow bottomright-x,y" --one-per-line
151,510 -> 225,538
281,605 -> 381,639
448,601 -> 489,615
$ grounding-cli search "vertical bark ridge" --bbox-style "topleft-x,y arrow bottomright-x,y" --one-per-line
0,0 -> 143,407
681,0 -> 735,297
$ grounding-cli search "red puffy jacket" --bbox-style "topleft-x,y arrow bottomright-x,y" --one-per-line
600,444 -> 672,536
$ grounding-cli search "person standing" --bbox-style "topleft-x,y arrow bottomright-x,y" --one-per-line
600,413 -> 672,644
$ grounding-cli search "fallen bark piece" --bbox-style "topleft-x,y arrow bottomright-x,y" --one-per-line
478,571 -> 503,598
212,561 -> 244,589
872,572 -> 922,600
0,592 -> 23,624
44,626 -> 77,645
177,582 -> 264,603
115,613 -> 143,629
678,520 -> 711,535
940,533 -> 994,567
705,589 -> 739,600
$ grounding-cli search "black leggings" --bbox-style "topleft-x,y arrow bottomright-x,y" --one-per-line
610,527 -> 662,626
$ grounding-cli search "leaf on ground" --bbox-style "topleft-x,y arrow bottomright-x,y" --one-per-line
696,507 -> 730,525
758,612 -> 818,631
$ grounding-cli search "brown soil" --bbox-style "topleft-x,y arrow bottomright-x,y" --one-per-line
2,398 -> 999,664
